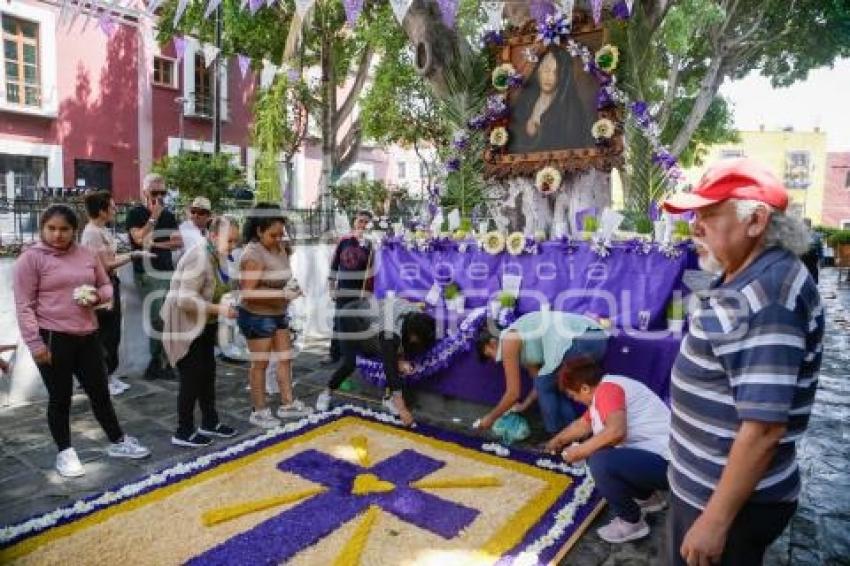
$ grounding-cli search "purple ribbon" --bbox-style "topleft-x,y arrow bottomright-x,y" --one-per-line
591,0 -> 603,24
648,201 -> 661,222
173,36 -> 188,61
237,54 -> 251,78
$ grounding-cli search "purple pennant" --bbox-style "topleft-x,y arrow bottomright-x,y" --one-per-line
248,0 -> 263,14
437,0 -> 459,28
342,0 -> 365,27
591,0 -> 603,24
186,448 -> 478,564
237,54 -> 251,78
173,36 -> 188,61
530,0 -> 555,25
575,207 -> 598,230
648,201 -> 661,222
612,0 -> 631,20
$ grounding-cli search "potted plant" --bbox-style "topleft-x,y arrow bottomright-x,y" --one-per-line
443,282 -> 464,313
827,230 -> 850,266
635,216 -> 653,242
666,297 -> 686,332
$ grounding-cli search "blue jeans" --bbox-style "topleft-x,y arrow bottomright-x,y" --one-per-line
236,308 -> 289,340
588,447 -> 669,523
535,329 -> 609,434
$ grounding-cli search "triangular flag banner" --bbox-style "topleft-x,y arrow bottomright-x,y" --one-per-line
626,0 -> 634,13
203,0 -> 222,19
437,0 -> 459,28
558,0 -> 574,20
389,0 -> 413,24
293,0 -> 314,19
265,0 -> 275,6
173,0 -> 190,27
342,0 -> 365,27
202,44 -> 220,67
98,12 -> 117,37
237,54 -> 252,78
260,60 -> 277,88
591,0 -> 603,25
145,0 -> 163,15
173,36 -> 188,61
482,1 -> 503,30
248,0 -> 263,14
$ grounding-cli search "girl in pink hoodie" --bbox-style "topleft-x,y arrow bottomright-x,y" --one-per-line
14,205 -> 150,478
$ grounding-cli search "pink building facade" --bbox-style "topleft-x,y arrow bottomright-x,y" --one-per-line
822,153 -> 850,229
0,0 -> 431,206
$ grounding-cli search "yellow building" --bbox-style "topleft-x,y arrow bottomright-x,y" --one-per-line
686,128 -> 829,223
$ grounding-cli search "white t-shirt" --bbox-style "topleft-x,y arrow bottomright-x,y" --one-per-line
582,374 -> 671,460
178,220 -> 206,259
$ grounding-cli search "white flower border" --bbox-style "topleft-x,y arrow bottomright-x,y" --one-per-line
1,405 -> 598,563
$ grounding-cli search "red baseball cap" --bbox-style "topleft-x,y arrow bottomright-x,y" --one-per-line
662,158 -> 789,213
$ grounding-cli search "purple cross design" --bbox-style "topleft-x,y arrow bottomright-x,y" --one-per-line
187,449 -> 480,564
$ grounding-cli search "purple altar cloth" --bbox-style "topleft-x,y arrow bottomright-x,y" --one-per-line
374,240 -> 697,330
414,330 -> 681,407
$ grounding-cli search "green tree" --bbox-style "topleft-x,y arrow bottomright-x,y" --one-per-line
152,152 -> 243,210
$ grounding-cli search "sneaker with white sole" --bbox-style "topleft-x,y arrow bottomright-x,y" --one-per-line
276,399 -> 313,418
55,447 -> 85,478
315,389 -> 332,412
107,435 -> 150,459
636,492 -> 667,514
381,394 -> 400,416
198,423 -> 237,438
596,517 -> 650,544
249,408 -> 281,429
171,431 -> 213,448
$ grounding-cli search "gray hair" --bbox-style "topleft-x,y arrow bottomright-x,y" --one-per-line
733,199 -> 810,256
142,173 -> 164,193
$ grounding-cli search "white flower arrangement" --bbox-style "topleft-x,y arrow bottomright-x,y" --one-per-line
659,241 -> 684,259
72,284 -> 98,307
489,126 -> 509,147
505,232 -> 526,256
594,44 -> 620,72
481,231 -> 506,255
535,166 -> 562,195
591,118 -> 616,141
590,237 -> 612,258
491,63 -> 517,91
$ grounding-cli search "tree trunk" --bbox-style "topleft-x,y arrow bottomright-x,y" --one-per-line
669,56 -> 725,157
319,28 -> 334,213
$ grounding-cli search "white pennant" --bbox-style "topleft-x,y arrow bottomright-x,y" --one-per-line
389,0 -> 413,24
293,0 -> 314,19
202,44 -> 220,67
204,0 -> 222,19
79,0 -> 99,33
260,60 -> 278,88
482,1 -> 504,30
558,0 -> 574,22
173,0 -> 190,27
626,0 -> 634,13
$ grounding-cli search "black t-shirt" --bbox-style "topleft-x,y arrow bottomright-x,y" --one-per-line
126,205 -> 179,273
330,236 -> 373,292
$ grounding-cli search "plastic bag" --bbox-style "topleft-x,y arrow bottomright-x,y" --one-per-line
491,412 -> 531,445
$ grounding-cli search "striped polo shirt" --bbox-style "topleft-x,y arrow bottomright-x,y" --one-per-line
669,247 -> 824,510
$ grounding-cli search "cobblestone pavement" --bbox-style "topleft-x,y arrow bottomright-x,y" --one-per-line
1,269 -> 848,565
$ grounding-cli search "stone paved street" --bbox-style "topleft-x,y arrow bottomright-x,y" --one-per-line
1,269 -> 848,565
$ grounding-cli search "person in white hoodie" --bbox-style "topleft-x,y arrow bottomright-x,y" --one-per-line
546,355 -> 671,544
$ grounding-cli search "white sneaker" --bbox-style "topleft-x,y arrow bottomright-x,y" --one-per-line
315,389 -> 332,412
381,395 -> 400,416
636,492 -> 667,514
276,399 -> 313,418
108,376 -> 129,396
55,448 -> 85,478
596,517 -> 650,544
107,435 -> 150,459
249,408 -> 281,429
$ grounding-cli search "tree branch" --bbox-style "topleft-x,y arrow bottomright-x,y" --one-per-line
669,55 -> 725,157
333,120 -> 363,177
333,47 -> 374,133
658,53 -> 681,131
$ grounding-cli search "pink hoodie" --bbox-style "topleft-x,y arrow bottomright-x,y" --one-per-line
13,241 -> 113,355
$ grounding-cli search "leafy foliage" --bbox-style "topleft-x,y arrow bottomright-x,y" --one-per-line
152,152 -> 243,210
329,179 -> 390,215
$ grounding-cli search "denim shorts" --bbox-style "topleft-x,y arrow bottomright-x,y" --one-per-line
236,308 -> 289,340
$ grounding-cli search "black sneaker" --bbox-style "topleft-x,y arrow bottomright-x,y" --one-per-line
171,431 -> 213,448
198,423 -> 237,438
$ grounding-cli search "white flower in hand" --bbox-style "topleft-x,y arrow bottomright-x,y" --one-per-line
72,285 -> 98,307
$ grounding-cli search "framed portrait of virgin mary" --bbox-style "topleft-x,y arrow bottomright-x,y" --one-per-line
484,12 -> 624,178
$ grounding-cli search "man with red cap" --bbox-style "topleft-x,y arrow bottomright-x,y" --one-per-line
663,158 -> 823,565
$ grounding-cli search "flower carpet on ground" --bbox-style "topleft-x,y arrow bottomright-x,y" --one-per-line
0,406 -> 603,565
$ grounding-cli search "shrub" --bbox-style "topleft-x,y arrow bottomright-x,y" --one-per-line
152,152 -> 243,210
